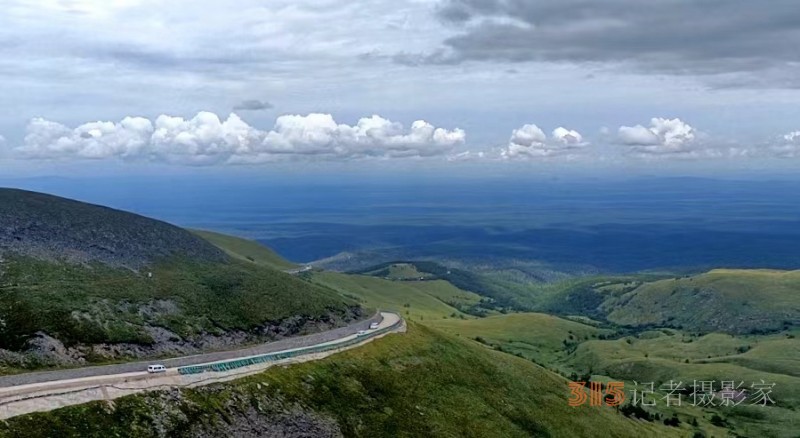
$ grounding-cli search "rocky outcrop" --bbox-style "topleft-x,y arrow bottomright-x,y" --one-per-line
109,389 -> 344,438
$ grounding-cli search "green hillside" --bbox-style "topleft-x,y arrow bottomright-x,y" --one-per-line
354,260 -> 534,310
0,255 -> 358,372
0,323 -> 680,438
429,313 -> 612,367
427,303 -> 800,437
309,271 -> 484,320
193,230 -> 298,271
0,191 -> 359,371
495,270 -> 800,336
605,269 -> 800,334
568,328 -> 800,437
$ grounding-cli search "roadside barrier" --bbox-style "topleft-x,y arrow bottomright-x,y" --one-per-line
178,315 -> 401,375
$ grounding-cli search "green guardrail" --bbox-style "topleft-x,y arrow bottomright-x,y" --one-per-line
177,316 -> 401,376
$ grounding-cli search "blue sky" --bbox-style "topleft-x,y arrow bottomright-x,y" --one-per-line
2,0 -> 800,176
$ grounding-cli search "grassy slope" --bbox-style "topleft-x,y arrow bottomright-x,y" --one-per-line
193,229 -> 298,271
354,260 -> 535,310
309,271 -> 483,321
0,255 -> 355,353
528,276 -> 655,320
0,323 -> 680,438
606,269 -> 800,334
569,329 -> 800,438
426,308 -> 800,437
570,329 -> 800,405
429,313 -> 612,367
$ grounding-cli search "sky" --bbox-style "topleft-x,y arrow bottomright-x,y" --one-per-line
2,0 -> 800,177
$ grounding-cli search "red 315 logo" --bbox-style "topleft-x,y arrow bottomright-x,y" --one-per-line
568,381 -> 625,407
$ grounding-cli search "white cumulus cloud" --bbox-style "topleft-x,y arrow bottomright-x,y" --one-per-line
15,112 -> 466,165
20,117 -> 154,160
552,127 -> 585,145
617,118 -> 696,155
501,124 -> 587,159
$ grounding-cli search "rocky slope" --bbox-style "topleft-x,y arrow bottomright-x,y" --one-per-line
0,188 -> 226,269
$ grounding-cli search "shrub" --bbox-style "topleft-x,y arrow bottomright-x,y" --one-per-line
710,414 -> 726,427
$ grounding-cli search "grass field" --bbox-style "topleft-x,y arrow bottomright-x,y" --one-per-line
193,229 -> 298,271
308,271 -> 483,321
0,323 -> 682,438
428,313 -> 613,368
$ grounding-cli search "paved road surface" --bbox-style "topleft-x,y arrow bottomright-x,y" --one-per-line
0,312 -> 381,388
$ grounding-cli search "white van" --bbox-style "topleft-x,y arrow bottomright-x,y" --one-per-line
369,323 -> 380,330
147,364 -> 167,373
356,330 -> 369,336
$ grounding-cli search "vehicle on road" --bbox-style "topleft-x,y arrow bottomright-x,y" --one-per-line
147,364 -> 167,373
356,330 -> 369,336
370,322 -> 380,329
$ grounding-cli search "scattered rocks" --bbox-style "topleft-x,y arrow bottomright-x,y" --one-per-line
191,403 -> 343,438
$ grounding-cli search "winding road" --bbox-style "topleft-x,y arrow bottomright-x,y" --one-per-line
0,312 -> 403,420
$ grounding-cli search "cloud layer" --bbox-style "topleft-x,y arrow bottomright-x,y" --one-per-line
16,112 -> 466,165
9,109 -> 800,166
428,0 -> 800,88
